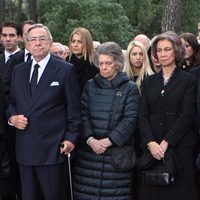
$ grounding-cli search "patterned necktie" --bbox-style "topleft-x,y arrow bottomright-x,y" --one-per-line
6,54 -> 13,63
30,64 -> 40,96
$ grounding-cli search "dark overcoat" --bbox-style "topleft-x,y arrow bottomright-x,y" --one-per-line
139,67 -> 198,200
66,54 -> 99,93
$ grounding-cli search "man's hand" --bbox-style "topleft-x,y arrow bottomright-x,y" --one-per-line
10,115 -> 28,130
60,140 -> 75,155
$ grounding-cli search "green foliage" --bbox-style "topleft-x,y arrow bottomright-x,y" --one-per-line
2,0 -> 200,47
117,0 -> 162,38
39,0 -> 133,48
181,0 -> 200,35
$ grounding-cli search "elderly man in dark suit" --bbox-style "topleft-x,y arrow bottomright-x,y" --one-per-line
7,24 -> 81,200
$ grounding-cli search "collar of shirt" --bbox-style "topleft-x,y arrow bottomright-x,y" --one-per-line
25,48 -> 31,61
4,48 -> 20,63
30,53 -> 51,83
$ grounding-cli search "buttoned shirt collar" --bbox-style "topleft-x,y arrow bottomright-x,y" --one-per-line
25,48 -> 31,61
30,53 -> 51,83
4,48 -> 20,63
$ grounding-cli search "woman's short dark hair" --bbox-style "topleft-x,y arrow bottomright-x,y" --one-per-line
152,31 -> 185,66
96,42 -> 124,70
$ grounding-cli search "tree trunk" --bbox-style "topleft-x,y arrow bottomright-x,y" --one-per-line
17,0 -> 23,22
28,0 -> 38,22
161,0 -> 182,34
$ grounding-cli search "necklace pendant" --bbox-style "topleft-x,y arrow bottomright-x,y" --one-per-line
161,89 -> 165,96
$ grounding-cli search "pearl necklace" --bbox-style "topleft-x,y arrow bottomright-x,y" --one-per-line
162,69 -> 175,86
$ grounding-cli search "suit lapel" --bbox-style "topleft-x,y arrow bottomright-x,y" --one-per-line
21,61 -> 32,101
26,56 -> 59,116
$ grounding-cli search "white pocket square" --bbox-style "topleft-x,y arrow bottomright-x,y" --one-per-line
50,81 -> 59,86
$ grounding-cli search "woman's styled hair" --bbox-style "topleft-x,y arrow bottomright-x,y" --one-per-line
123,40 -> 153,89
151,31 -> 185,66
96,41 -> 124,71
68,27 -> 94,64
180,32 -> 200,66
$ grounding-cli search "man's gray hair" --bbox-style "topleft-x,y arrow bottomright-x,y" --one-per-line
26,23 -> 53,41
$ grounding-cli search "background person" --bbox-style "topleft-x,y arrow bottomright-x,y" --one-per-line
0,22 -> 21,75
0,21 -> 22,200
180,32 -> 200,71
67,27 -> 99,93
133,34 -> 151,51
50,42 -> 66,60
123,40 -> 154,91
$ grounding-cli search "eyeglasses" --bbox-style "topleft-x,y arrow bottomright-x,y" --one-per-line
28,36 -> 50,44
98,61 -> 114,67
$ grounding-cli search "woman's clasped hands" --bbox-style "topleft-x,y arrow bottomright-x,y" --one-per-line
89,138 -> 112,155
147,140 -> 169,160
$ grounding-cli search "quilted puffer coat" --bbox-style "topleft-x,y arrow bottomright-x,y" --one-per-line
73,72 -> 139,200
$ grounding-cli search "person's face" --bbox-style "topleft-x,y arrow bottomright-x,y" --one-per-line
156,39 -> 176,68
63,45 -> 69,58
98,54 -> 118,80
70,33 -> 83,57
27,27 -> 52,62
181,38 -> 194,60
151,54 -> 161,72
1,27 -> 20,53
51,45 -> 65,60
129,46 -> 144,68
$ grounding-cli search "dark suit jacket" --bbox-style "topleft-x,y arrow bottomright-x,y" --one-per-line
0,53 -> 6,76
2,50 -> 25,106
7,55 -> 81,166
139,67 -> 196,148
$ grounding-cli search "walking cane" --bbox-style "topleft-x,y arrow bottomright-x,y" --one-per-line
67,153 -> 74,200
60,144 -> 73,200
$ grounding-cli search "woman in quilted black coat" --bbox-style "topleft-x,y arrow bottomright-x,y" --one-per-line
73,42 -> 139,200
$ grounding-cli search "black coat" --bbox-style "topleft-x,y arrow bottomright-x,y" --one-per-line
66,54 -> 99,93
0,51 -> 23,196
2,50 -> 24,106
190,66 -> 200,132
139,67 -> 198,200
73,72 -> 139,200
0,75 -> 18,196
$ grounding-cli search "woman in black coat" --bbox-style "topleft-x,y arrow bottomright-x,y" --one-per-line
73,42 -> 139,200
66,27 -> 99,94
138,31 -> 198,200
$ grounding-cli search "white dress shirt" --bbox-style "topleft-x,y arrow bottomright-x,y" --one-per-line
30,53 -> 51,83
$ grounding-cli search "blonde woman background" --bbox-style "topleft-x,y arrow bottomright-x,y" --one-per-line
123,40 -> 154,91
67,27 -> 99,93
